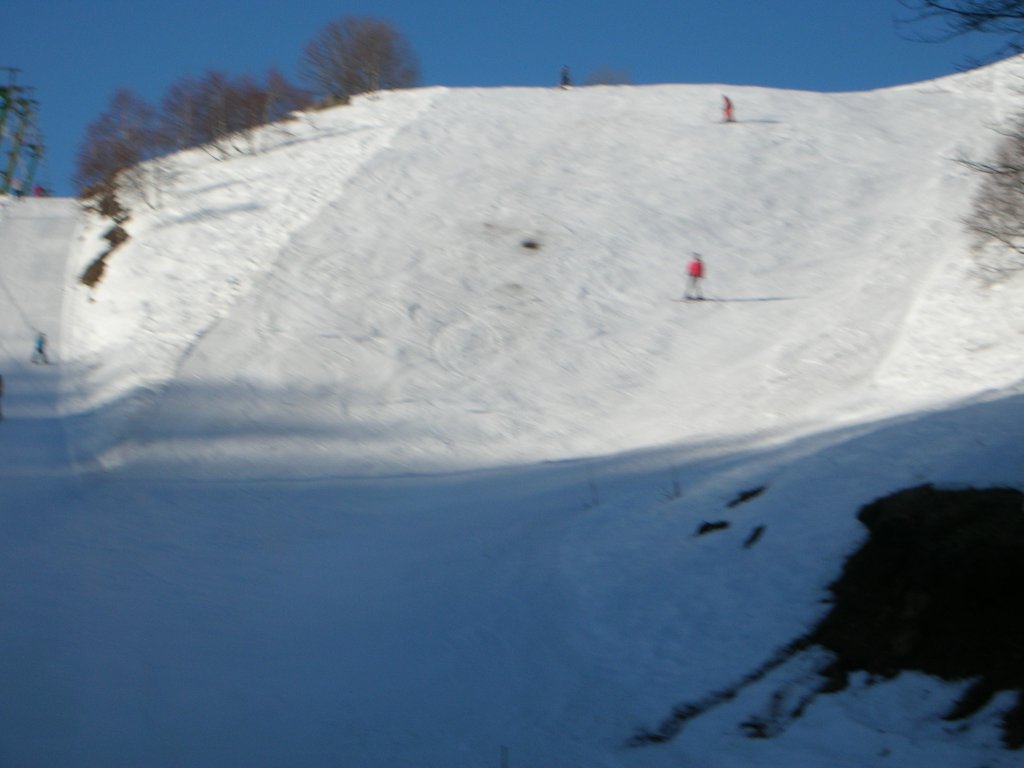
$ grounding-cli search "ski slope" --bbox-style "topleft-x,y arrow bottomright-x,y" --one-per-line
0,197 -> 78,464
1,60 -> 1023,767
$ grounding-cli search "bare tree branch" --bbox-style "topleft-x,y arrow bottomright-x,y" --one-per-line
899,0 -> 1024,60
962,113 -> 1024,273
300,16 -> 420,102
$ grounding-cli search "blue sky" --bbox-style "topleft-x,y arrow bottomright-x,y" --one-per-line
3,0 -> 1008,195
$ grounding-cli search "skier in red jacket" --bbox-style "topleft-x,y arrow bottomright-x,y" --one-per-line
686,254 -> 705,300
722,95 -> 735,123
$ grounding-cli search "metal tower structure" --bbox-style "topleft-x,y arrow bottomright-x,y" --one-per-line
1,67 -> 45,196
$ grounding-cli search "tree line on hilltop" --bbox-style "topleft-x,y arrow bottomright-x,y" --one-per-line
74,16 -> 420,197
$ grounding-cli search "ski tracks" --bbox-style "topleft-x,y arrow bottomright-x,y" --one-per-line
428,305 -> 504,379
106,90 -> 445,406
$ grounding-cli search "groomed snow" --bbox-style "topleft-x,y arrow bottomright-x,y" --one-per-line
1,58 -> 1022,767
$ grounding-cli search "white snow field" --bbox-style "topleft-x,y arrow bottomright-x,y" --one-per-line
2,57 -> 1023,767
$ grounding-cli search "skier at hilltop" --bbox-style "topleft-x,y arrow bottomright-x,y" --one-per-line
722,95 -> 735,123
685,253 -> 705,300
560,65 -> 572,89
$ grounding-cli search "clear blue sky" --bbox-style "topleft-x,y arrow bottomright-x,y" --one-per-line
3,0 -> 1008,196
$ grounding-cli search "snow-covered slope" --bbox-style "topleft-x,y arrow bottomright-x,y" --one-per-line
62,63 -> 1023,476
2,60 -> 1023,768
0,197 -> 79,460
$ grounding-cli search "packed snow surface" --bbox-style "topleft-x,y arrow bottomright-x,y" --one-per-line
1,59 -> 1023,767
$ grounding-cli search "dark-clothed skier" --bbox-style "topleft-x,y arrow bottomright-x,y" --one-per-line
31,332 -> 49,364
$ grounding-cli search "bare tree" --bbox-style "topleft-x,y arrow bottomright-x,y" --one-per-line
264,66 -> 312,123
77,67 -> 309,204
300,16 -> 420,102
159,69 -> 308,156
899,1 -> 1024,279
219,72 -> 271,153
192,70 -> 237,153
963,115 -> 1024,278
159,75 -> 203,152
899,1 -> 1024,60
159,71 -> 262,157
74,88 -> 159,194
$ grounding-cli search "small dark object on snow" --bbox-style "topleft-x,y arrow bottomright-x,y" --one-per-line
695,520 -> 730,536
727,485 -> 766,508
743,525 -> 765,548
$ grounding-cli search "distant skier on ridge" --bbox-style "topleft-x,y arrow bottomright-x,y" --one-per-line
722,95 -> 735,123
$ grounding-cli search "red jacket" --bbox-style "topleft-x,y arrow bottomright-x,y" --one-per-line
688,258 -> 704,278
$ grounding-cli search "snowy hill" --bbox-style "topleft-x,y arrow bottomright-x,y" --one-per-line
61,68 -> 1024,476
1,60 -> 1023,767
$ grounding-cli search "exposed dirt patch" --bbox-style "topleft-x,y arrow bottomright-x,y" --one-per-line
79,184 -> 131,288
630,483 -> 1024,750
80,224 -> 129,288
813,483 -> 1024,748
